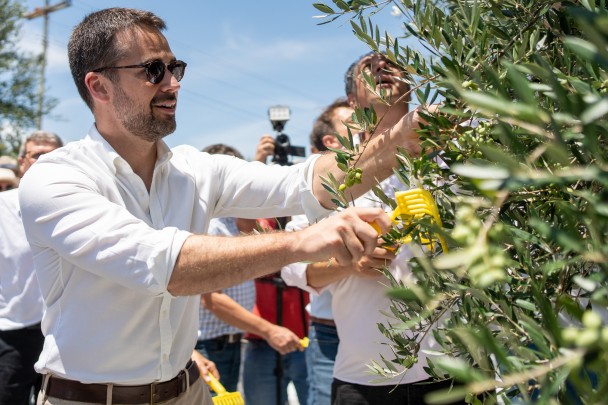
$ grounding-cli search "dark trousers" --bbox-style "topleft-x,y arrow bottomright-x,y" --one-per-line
195,337 -> 242,393
0,324 -> 44,405
331,377 -> 468,405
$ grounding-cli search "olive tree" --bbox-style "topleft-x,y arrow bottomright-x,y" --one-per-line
315,1 -> 608,403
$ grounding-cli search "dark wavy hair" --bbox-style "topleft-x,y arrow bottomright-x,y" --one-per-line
309,98 -> 351,152
202,144 -> 244,160
68,8 -> 166,111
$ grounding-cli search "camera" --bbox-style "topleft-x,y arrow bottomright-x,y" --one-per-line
268,105 -> 305,166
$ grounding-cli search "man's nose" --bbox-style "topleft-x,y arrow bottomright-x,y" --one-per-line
373,57 -> 388,73
160,68 -> 181,93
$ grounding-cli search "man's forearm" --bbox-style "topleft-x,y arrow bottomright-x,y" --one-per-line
202,292 -> 275,338
168,207 -> 391,296
169,232 -> 295,295
305,261 -> 352,289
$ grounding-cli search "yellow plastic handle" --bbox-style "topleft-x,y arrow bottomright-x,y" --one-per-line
300,337 -> 309,349
369,221 -> 382,235
372,188 -> 449,253
204,372 -> 227,395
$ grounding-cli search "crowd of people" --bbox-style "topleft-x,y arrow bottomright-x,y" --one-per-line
0,6 -> 462,405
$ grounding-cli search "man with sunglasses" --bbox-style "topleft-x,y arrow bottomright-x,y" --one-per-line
18,8 -> 430,405
0,131 -> 63,405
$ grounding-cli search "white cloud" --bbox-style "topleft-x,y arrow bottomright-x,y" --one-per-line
45,40 -> 69,72
17,27 -> 69,73
171,117 -> 270,160
192,22 -> 353,85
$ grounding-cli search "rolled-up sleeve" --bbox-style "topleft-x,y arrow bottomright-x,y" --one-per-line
279,214 -> 321,294
205,153 -> 332,223
280,261 -> 320,294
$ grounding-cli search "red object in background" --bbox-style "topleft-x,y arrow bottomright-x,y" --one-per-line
246,280 -> 310,340
256,217 -> 278,231
245,217 -> 310,340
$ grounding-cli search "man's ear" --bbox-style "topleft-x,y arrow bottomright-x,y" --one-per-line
322,135 -> 341,149
85,72 -> 111,104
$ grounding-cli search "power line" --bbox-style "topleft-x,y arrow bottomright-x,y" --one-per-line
23,0 -> 71,130
180,89 -> 262,121
174,39 -> 324,102
71,0 -> 324,104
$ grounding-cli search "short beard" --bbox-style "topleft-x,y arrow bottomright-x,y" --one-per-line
113,86 -> 176,143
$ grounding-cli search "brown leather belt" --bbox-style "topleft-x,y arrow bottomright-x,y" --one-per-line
44,360 -> 199,404
213,333 -> 242,344
310,316 -> 336,327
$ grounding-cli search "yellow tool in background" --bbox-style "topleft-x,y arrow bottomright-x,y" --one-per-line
203,372 -> 245,405
371,188 -> 448,253
202,338 -> 309,405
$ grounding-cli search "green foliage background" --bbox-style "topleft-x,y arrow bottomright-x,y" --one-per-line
315,0 -> 608,403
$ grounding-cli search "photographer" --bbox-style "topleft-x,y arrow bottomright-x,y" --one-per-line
254,134 -> 275,164
265,105 -> 306,166
253,132 -> 305,167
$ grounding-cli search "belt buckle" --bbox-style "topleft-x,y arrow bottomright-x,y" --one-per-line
179,368 -> 188,394
227,333 -> 240,344
150,382 -> 156,405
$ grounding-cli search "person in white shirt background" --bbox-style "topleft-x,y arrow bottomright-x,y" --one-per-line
0,131 -> 63,405
282,52 -> 462,405
18,8 -> 429,405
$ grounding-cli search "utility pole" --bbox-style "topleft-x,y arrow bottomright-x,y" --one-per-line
24,0 -> 71,130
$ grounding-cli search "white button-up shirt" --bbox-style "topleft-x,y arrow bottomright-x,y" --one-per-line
281,176 -> 440,385
18,125 -> 329,385
0,188 -> 44,330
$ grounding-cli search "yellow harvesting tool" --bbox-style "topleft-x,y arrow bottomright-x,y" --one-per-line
371,187 -> 448,253
204,372 -> 245,405
300,337 -> 309,349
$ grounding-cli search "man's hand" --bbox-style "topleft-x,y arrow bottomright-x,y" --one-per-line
349,243 -> 396,278
294,207 -> 391,266
305,239 -> 395,288
264,325 -> 305,355
254,135 -> 275,163
191,350 -> 219,381
311,105 -> 440,209
395,104 -> 440,154
235,218 -> 258,233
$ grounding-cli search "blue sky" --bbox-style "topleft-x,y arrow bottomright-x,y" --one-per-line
18,1 -> 404,161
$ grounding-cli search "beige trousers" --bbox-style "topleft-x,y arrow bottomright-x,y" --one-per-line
37,377 -> 212,405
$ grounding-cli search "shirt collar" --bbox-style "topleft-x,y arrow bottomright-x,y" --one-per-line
86,124 -> 173,173
155,139 -> 173,169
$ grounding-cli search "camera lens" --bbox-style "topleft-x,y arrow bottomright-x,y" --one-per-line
275,134 -> 290,147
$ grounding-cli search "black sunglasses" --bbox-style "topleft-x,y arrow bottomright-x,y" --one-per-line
92,59 -> 187,84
